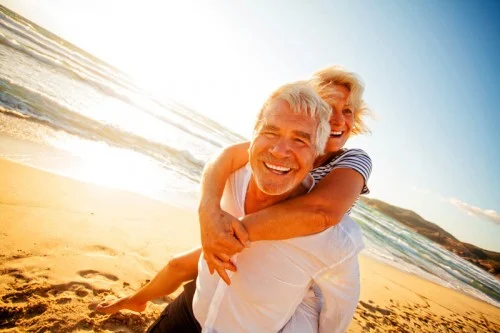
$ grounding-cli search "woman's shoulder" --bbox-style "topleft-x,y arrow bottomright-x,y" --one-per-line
319,148 -> 371,169
334,148 -> 372,172
339,148 -> 371,158
310,147 -> 372,193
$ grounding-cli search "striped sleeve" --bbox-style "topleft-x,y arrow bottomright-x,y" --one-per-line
332,149 -> 372,194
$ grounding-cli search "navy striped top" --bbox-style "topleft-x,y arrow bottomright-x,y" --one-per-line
309,148 -> 372,214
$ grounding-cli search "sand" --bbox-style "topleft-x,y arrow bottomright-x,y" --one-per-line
0,158 -> 498,332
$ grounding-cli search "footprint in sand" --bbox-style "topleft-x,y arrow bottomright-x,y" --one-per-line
84,245 -> 119,257
0,303 -> 48,328
55,297 -> 72,304
1,268 -> 31,283
78,270 -> 119,281
359,300 -> 393,316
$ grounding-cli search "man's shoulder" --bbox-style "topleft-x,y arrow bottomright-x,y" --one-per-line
326,215 -> 363,247
283,215 -> 364,264
336,215 -> 364,249
222,164 -> 252,217
230,163 -> 252,180
226,164 -> 252,191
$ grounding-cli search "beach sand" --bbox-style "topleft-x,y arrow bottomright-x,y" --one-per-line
0,158 -> 498,332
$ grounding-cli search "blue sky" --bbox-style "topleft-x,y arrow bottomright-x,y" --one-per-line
2,0 -> 500,251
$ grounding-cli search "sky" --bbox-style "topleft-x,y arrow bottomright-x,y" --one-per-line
2,0 -> 500,251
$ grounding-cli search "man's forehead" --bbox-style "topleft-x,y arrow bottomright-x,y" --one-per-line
263,99 -> 310,119
259,102 -> 317,137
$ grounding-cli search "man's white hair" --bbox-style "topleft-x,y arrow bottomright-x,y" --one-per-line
254,81 -> 331,155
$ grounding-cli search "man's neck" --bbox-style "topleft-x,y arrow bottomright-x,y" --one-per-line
313,149 -> 344,168
244,176 -> 308,214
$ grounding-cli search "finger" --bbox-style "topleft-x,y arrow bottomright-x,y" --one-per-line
204,253 -> 216,275
208,260 -> 217,275
216,266 -> 231,285
212,255 -> 234,270
224,260 -> 237,272
216,252 -> 231,262
220,237 -> 245,254
232,221 -> 250,247
214,255 -> 237,272
211,255 -> 232,283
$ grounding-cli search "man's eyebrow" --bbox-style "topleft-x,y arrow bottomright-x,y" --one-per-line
259,124 -> 312,142
293,130 -> 312,142
260,124 -> 279,131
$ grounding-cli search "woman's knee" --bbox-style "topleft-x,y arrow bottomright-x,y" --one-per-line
167,254 -> 198,279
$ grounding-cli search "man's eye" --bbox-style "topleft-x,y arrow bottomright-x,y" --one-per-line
294,138 -> 307,145
263,132 -> 277,138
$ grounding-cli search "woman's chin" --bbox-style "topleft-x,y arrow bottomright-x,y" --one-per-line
325,143 -> 345,154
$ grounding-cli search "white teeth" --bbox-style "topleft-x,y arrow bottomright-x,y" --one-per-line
264,163 -> 291,172
331,131 -> 343,136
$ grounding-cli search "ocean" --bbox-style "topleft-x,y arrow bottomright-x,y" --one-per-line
1,6 -> 498,308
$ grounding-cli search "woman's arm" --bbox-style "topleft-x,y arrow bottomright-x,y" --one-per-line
240,168 -> 365,241
199,143 -> 368,282
198,141 -> 251,284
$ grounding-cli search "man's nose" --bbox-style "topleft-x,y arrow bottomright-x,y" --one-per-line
269,138 -> 291,158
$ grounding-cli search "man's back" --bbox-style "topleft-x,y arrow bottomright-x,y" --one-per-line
193,166 -> 364,333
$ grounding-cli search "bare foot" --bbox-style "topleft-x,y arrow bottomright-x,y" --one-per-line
96,295 -> 147,314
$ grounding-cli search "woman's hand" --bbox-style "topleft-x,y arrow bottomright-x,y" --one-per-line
198,142 -> 251,284
199,203 -> 249,285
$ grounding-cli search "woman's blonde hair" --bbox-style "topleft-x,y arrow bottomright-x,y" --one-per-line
310,65 -> 371,135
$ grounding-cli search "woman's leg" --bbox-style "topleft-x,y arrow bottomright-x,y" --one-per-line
96,246 -> 202,314
146,280 -> 201,333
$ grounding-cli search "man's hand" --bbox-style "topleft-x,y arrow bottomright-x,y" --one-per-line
199,204 -> 249,285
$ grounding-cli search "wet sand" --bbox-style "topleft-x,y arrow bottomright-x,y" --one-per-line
0,158 -> 498,332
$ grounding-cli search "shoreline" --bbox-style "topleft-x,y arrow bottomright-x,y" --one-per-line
0,158 -> 498,332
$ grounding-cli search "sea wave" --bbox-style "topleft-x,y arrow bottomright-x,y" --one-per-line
0,31 -> 232,149
1,9 -> 244,149
0,78 -> 206,182
353,202 -> 500,307
0,10 -> 134,92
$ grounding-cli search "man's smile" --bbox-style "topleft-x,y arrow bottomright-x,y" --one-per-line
263,162 -> 292,175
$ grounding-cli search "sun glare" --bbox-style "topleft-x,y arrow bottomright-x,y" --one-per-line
46,132 -> 162,193
65,1 -> 271,136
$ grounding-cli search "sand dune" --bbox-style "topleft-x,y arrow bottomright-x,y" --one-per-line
0,158 -> 499,332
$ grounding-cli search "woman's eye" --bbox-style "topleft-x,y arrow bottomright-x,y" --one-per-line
343,109 -> 353,115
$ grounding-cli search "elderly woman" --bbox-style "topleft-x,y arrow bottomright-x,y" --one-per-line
97,66 -> 372,331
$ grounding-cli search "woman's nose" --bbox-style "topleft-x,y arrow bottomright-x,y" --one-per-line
330,109 -> 345,126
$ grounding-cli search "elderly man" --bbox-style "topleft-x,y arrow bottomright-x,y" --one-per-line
147,80 -> 364,333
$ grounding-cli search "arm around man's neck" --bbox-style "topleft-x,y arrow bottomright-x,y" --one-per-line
240,167 -> 365,241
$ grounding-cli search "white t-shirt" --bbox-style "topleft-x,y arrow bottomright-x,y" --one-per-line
193,164 -> 365,333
